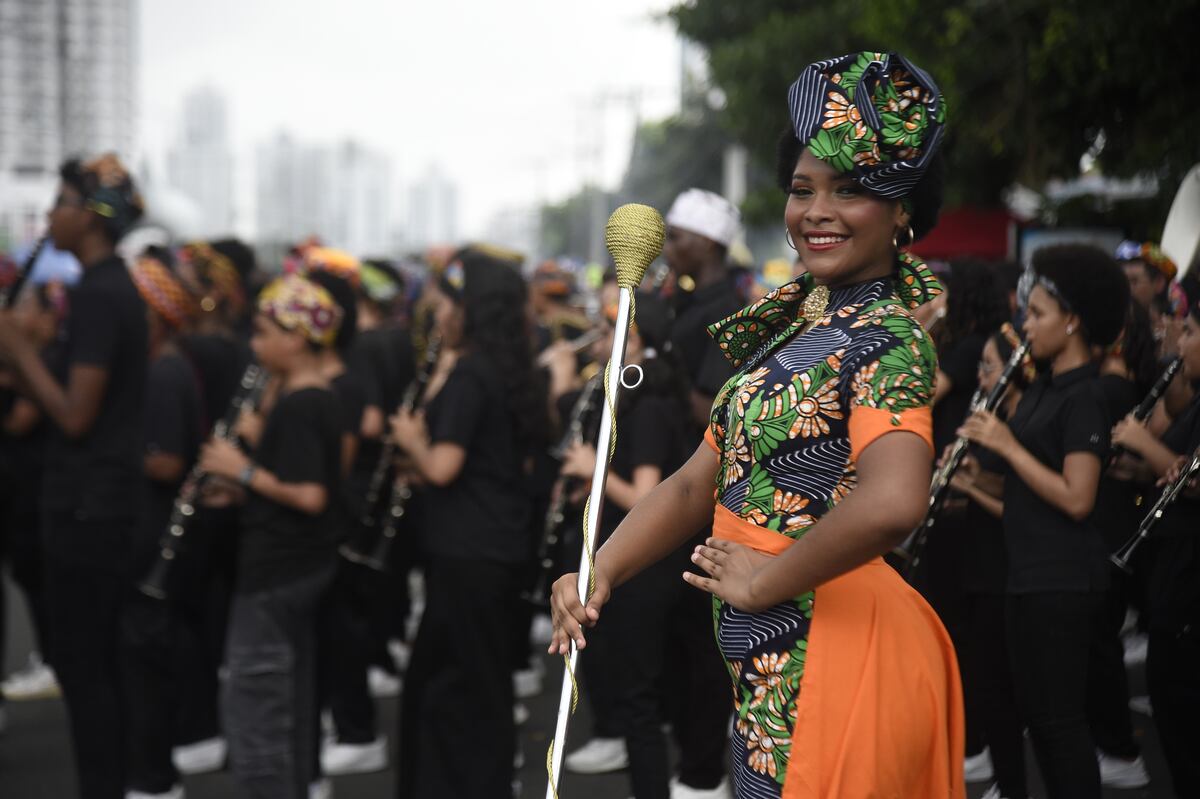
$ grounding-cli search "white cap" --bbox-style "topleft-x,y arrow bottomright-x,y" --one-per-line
665,189 -> 741,248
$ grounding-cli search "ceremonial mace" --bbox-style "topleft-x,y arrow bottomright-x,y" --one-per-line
545,204 -> 665,799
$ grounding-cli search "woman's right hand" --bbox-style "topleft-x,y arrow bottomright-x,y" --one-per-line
548,569 -> 612,656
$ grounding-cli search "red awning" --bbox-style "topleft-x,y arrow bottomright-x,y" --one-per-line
909,207 -> 1016,261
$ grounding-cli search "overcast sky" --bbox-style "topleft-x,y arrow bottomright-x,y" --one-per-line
139,0 -> 683,237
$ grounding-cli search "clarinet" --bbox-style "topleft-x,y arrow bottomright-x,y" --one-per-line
2,234 -> 49,309
138,364 -> 268,599
339,334 -> 441,571
1110,444 -> 1200,572
895,340 -> 1031,578
1106,355 -> 1182,468
524,373 -> 603,607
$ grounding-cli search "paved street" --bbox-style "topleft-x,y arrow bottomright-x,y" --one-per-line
0,577 -> 1174,798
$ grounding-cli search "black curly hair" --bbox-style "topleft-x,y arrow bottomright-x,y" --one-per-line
1031,245 -> 1130,348
941,260 -> 1010,348
774,126 -> 944,240
451,249 -> 548,457
1119,301 -> 1160,397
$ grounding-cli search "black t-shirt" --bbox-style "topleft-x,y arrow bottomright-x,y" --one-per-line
1001,363 -> 1111,593
961,446 -> 1009,594
330,367 -> 368,524
238,386 -> 342,592
933,333 -> 986,451
1148,395 -> 1200,541
598,392 -> 688,542
419,352 -> 531,564
178,332 -> 254,437
668,274 -> 743,403
1145,396 -> 1200,632
43,256 -> 148,520
346,326 -> 415,502
139,351 -> 204,556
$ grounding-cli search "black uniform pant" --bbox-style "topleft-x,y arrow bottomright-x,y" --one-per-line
317,558 -> 378,746
959,592 -> 1027,798
398,556 -> 519,799
44,512 -> 134,799
1148,627 -> 1200,798
1006,590 -> 1103,799
1085,574 -> 1139,759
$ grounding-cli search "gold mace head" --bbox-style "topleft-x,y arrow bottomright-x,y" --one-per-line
605,204 -> 665,290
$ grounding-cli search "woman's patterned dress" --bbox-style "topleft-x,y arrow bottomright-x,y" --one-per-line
703,269 -> 959,799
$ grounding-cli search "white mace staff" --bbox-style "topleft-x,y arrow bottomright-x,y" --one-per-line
545,204 -> 665,799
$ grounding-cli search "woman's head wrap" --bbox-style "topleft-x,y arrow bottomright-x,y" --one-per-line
1115,240 -> 1177,282
360,259 -> 403,304
664,189 -> 742,247
303,247 -> 361,287
60,154 -> 145,240
437,244 -> 525,303
257,275 -> 343,347
178,241 -> 244,311
788,51 -> 946,198
131,255 -> 199,330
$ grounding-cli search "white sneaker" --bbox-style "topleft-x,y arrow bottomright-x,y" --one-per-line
172,737 -> 227,775
514,660 -> 544,699
1129,695 -> 1153,716
669,777 -> 732,799
1,653 -> 60,701
387,639 -> 411,673
964,746 -> 994,783
1097,751 -> 1151,788
514,702 -> 530,725
978,785 -> 1006,799
321,737 -> 387,775
564,737 -> 628,774
1122,632 -> 1149,666
125,787 -> 184,799
368,666 -> 401,698
309,778 -> 333,799
530,614 -> 555,646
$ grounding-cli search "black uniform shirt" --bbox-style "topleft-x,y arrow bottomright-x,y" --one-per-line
43,255 -> 148,520
238,386 -> 342,593
933,333 -> 986,451
420,352 -> 531,564
668,273 -> 743,402
1002,362 -> 1111,594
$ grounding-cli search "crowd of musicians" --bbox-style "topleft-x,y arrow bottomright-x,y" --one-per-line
0,140 -> 1198,799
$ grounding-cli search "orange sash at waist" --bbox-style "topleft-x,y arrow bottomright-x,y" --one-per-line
712,502 -> 798,556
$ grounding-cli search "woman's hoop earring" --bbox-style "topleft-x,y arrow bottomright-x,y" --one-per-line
892,224 -> 915,251
786,229 -> 797,252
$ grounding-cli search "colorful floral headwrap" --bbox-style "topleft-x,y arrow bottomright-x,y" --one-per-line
788,51 -> 947,199
257,275 -> 343,347
303,247 -> 361,288
1115,240 -> 1177,282
64,154 -> 145,239
131,255 -> 199,330
178,241 -> 244,312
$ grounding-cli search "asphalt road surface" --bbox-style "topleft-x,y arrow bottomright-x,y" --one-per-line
0,577 -> 1174,798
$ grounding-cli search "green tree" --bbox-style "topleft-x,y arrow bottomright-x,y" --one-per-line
670,0 -> 1199,227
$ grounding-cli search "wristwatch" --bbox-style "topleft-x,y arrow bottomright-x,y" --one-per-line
238,464 -> 257,488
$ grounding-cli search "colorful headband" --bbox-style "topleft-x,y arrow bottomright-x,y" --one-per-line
788,51 -> 946,198
257,275 -> 343,347
303,247 -> 361,287
79,153 -> 145,237
1115,240 -> 1177,282
1035,275 -> 1073,312
178,242 -> 243,311
131,256 -> 199,330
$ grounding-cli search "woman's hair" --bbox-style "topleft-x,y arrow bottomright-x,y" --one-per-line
774,126 -> 945,240
941,260 -> 1009,347
305,269 -> 358,352
454,250 -> 548,456
1031,245 -> 1130,348
1119,301 -> 1160,397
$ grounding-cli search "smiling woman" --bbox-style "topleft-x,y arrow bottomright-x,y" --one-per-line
550,51 -> 965,799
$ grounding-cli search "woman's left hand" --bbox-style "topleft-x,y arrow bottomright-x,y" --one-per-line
958,410 -> 1016,459
683,538 -> 772,613
560,442 -> 597,480
390,408 -> 427,450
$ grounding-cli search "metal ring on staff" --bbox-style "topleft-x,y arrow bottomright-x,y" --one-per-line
620,363 -> 644,390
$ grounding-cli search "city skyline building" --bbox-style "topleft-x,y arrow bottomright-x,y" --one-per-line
166,86 -> 234,238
